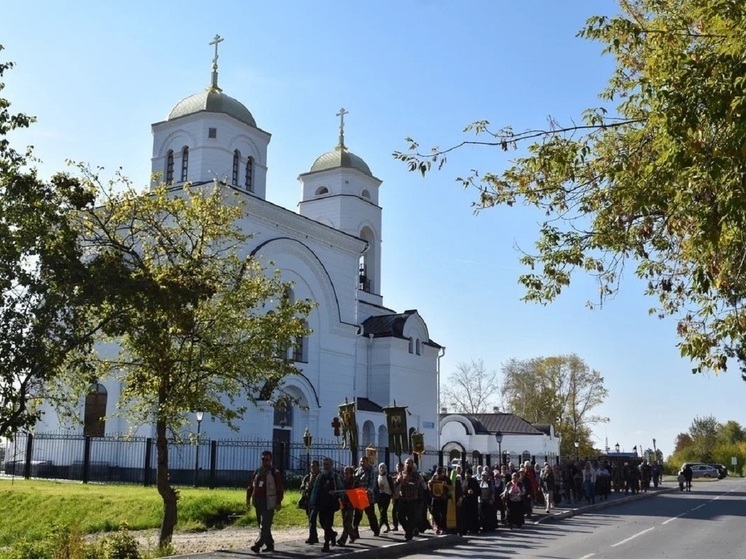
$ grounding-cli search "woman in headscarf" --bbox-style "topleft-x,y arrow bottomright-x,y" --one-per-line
503,471 -> 526,528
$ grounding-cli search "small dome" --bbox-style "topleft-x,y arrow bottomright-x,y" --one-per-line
310,146 -> 372,177
168,89 -> 256,127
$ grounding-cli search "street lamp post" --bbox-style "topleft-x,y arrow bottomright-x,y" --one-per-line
574,441 -> 579,462
652,438 -> 657,460
615,442 -> 620,454
303,426 -> 313,473
495,431 -> 503,467
194,411 -> 204,487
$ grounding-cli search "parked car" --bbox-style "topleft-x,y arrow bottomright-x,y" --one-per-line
708,464 -> 728,479
690,464 -> 720,478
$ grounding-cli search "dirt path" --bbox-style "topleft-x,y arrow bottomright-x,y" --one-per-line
129,526 -> 308,556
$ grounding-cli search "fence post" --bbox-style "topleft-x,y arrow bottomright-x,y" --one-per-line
82,436 -> 92,484
143,438 -> 153,487
486,453 -> 491,468
209,440 -> 217,489
438,449 -> 444,467
23,434 -> 33,479
385,447 -> 390,471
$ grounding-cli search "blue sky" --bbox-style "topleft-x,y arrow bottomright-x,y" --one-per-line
2,1 -> 742,458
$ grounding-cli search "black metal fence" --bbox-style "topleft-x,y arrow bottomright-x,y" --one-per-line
1,432 -> 542,488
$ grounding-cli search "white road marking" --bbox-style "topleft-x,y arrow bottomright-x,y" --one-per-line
662,488 -> 735,525
578,554 -> 596,559
610,527 -> 654,547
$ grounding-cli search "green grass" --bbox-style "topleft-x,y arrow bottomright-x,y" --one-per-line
0,478 -> 306,547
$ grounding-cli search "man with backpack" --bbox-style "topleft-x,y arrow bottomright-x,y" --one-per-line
246,450 -> 284,553
310,457 -> 344,552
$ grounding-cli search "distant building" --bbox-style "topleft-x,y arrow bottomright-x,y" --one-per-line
439,411 -> 560,466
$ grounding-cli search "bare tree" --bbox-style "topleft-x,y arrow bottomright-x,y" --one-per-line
441,359 -> 501,414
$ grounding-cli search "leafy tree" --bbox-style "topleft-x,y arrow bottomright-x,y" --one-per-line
441,359 -> 501,414
688,415 -> 720,461
718,420 -> 746,445
501,354 -> 608,458
673,432 -> 693,455
62,171 -> 313,548
395,0 -> 746,377
0,47 -> 102,438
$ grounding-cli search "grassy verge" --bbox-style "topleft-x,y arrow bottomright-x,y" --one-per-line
0,478 -> 305,547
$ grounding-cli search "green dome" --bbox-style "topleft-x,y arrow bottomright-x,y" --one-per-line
310,146 -> 372,177
168,89 -> 256,127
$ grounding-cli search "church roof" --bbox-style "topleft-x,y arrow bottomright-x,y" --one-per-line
440,412 -> 546,436
168,88 -> 257,127
362,310 -> 416,339
357,397 -> 384,413
310,146 -> 372,177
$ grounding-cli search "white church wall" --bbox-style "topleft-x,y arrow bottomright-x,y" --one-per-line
152,113 -> 269,199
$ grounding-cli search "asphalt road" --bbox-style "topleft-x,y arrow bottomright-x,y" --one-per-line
397,477 -> 746,558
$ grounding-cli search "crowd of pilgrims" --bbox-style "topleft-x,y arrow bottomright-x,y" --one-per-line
299,454 -> 664,551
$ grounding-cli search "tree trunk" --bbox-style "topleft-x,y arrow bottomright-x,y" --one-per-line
156,413 -> 178,549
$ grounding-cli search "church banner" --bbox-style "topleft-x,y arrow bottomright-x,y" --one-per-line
383,404 -> 408,457
338,401 -> 358,453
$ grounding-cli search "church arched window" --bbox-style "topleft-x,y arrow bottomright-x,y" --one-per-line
180,146 -> 189,182
415,338 -> 421,355
232,150 -> 241,185
315,186 -> 329,196
361,189 -> 370,199
83,383 -> 107,437
165,150 -> 174,185
245,156 -> 254,192
408,337 -> 414,354
292,320 -> 308,363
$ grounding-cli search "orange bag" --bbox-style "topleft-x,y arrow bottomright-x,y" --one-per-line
346,487 -> 370,510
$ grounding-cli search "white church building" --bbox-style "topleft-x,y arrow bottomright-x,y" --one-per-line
30,38 -> 444,473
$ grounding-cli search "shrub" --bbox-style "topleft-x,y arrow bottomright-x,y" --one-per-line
100,525 -> 140,559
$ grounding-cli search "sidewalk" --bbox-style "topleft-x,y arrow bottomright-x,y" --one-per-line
168,486 -> 673,559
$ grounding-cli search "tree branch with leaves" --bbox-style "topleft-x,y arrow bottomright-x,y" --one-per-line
395,0 -> 746,377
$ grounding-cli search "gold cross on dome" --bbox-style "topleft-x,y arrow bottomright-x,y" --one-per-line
209,34 -> 224,70
336,107 -> 349,148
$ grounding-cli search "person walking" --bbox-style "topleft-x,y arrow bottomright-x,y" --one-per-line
246,450 -> 284,554
335,466 -> 358,547
503,472 -> 526,529
459,468 -> 481,535
683,463 -> 693,492
391,462 -> 403,531
396,458 -> 427,541
310,457 -> 344,552
376,463 -> 394,533
478,470 -> 497,532
582,461 -> 596,505
652,461 -> 661,488
540,463 -> 555,513
300,459 -> 321,544
429,466 -> 452,534
352,456 -> 380,537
